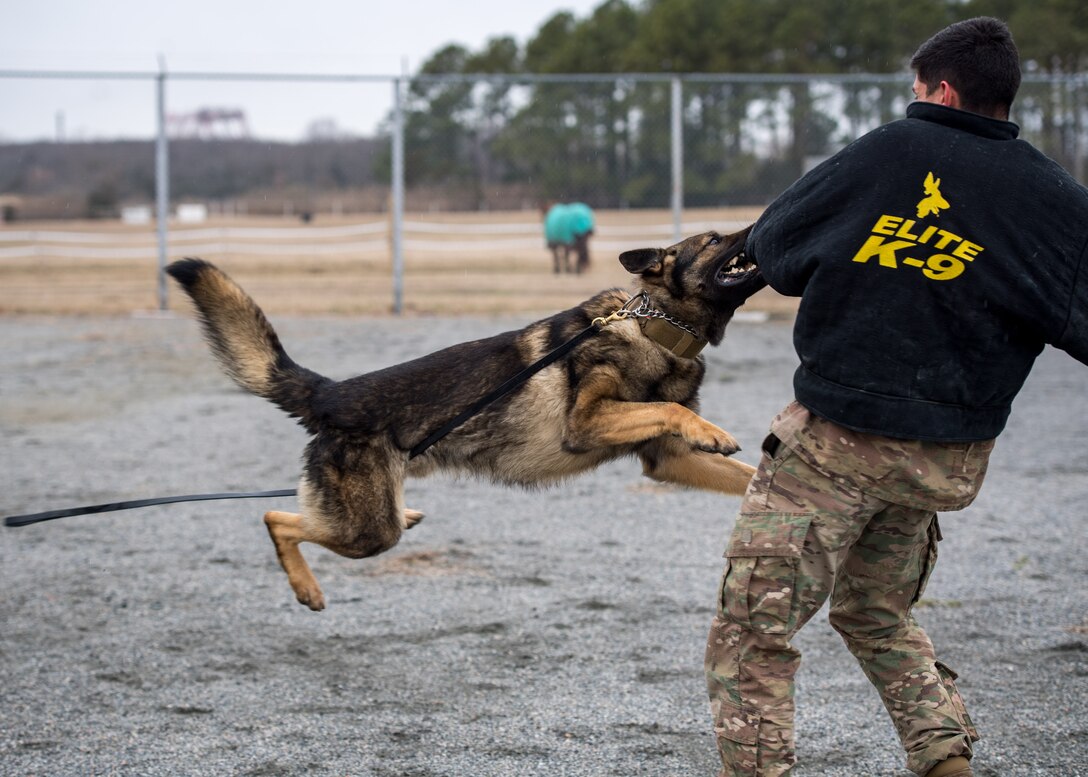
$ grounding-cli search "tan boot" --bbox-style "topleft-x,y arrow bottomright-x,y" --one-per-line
925,756 -> 973,777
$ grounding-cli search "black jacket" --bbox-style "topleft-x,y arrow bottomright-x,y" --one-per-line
748,101 -> 1088,442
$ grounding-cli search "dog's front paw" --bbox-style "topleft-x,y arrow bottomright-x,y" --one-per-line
684,420 -> 740,456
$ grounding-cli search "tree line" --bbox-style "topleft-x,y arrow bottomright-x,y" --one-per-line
0,138 -> 386,220
388,0 -> 1088,208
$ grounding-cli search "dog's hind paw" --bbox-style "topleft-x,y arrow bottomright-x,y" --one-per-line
294,583 -> 326,611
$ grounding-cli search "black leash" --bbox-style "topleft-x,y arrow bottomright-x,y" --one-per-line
4,489 -> 297,528
409,318 -> 605,459
6,297 -> 643,528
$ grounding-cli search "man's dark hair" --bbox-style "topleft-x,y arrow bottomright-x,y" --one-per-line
910,16 -> 1021,118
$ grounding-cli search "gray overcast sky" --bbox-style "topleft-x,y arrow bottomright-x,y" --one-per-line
0,0 -> 603,142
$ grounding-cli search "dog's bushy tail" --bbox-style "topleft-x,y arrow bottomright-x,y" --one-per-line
167,258 -> 330,431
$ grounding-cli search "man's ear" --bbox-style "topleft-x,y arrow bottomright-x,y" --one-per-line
938,80 -> 962,109
618,247 -> 664,275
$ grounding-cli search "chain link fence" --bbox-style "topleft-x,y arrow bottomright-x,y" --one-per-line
1,69 -> 1085,314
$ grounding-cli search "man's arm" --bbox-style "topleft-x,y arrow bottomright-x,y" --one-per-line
1054,236 -> 1088,366
747,155 -> 845,298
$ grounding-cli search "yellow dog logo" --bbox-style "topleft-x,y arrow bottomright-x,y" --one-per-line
916,171 -> 949,218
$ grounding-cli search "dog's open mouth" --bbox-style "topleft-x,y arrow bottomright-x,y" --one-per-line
715,249 -> 760,287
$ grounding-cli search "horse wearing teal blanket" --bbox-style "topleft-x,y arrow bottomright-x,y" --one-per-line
543,202 -> 595,274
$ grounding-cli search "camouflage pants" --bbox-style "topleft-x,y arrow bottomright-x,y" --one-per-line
706,402 -> 992,776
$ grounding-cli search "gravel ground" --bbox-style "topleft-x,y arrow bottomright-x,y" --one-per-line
1,312 -> 1086,777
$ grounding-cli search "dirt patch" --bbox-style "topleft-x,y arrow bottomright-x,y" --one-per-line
354,547 -> 486,578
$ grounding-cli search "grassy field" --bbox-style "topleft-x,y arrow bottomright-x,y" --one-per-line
0,207 -> 797,317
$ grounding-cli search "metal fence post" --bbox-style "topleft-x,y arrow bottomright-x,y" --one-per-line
670,75 -> 683,243
155,58 -> 169,311
391,76 -> 405,315
1074,75 -> 1086,185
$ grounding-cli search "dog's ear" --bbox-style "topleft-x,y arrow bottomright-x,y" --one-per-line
619,247 -> 665,276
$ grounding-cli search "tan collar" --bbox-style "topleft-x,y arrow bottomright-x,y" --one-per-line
638,315 -> 707,359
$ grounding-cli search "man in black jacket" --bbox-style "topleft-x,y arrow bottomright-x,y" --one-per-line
705,17 -> 1088,777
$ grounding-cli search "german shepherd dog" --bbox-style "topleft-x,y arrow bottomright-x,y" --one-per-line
168,228 -> 765,611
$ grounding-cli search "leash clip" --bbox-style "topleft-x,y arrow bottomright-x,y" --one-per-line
591,292 -> 648,329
